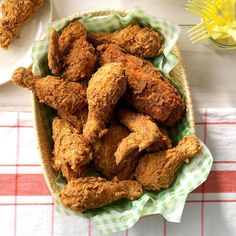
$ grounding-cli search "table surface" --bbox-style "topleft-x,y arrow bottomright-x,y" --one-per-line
0,0 -> 236,111
0,1 -> 236,236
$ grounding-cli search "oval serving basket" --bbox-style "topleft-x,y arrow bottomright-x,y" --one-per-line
30,10 -> 212,234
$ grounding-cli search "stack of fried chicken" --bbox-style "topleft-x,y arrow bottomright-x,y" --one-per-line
12,22 -> 201,212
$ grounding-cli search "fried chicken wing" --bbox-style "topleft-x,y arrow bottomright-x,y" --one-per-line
48,23 -> 96,81
60,177 -> 143,212
0,0 -> 44,49
146,128 -> 172,152
83,62 -> 127,143
12,67 -> 87,114
48,28 -> 61,75
58,21 -> 87,55
135,136 -> 201,191
88,24 -> 164,58
52,118 -> 93,181
98,44 -> 185,126
62,37 -> 97,81
93,125 -> 139,180
58,107 -> 88,133
114,109 -> 161,165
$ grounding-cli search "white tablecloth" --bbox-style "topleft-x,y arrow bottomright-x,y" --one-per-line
0,108 -> 235,236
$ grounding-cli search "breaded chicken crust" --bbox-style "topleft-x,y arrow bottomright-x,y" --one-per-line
83,62 -> 127,143
97,44 -> 185,126
115,108 -> 161,164
93,125 -> 139,180
12,67 -> 87,114
135,136 -> 201,191
60,177 -> 143,212
62,37 -> 97,81
0,0 -> 44,49
52,118 -> 93,181
58,21 -> 87,55
88,24 -> 164,58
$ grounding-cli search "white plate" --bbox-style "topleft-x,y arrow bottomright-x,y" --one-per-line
0,0 -> 53,85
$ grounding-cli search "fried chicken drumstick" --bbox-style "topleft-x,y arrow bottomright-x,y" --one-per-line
83,62 -> 127,143
98,44 -> 185,126
135,136 -> 201,191
12,67 -> 87,114
88,24 -> 164,58
60,177 -> 143,212
0,0 -> 44,49
52,118 -> 92,181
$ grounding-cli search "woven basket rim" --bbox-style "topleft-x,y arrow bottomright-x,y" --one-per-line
32,9 -> 195,196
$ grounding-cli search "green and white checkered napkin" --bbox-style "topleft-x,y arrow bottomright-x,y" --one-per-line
32,7 -> 213,235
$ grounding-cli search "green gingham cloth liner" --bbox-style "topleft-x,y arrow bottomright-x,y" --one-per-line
31,7 -> 213,235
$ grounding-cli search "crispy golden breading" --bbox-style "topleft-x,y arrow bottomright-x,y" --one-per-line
52,118 -> 93,181
88,24 -> 164,58
146,128 -> 172,152
35,77 -> 87,114
48,29 -> 61,75
58,107 -> 88,133
62,37 -> 97,81
48,23 -> 96,81
98,44 -> 185,126
135,136 -> 201,191
12,67 -> 87,114
12,67 -> 40,90
115,109 -> 161,165
93,125 -> 139,180
58,21 -> 87,55
60,177 -> 143,212
52,158 -> 87,182
83,63 -> 127,143
0,0 -> 44,49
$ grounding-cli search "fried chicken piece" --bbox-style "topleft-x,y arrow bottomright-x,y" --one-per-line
115,109 -> 161,165
83,63 -> 127,143
12,67 -> 87,114
62,37 -> 97,81
93,125 -> 139,180
0,0 -> 44,49
48,29 -> 61,75
135,136 -> 201,191
58,107 -> 88,133
60,177 -> 143,212
146,128 -> 172,152
52,118 -> 93,181
48,23 -> 96,81
53,159 -> 87,182
98,44 -> 185,126
35,77 -> 87,114
11,67 -> 40,90
88,24 -> 164,58
58,21 -> 87,55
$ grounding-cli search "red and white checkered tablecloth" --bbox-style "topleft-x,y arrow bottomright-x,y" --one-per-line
0,108 -> 236,236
